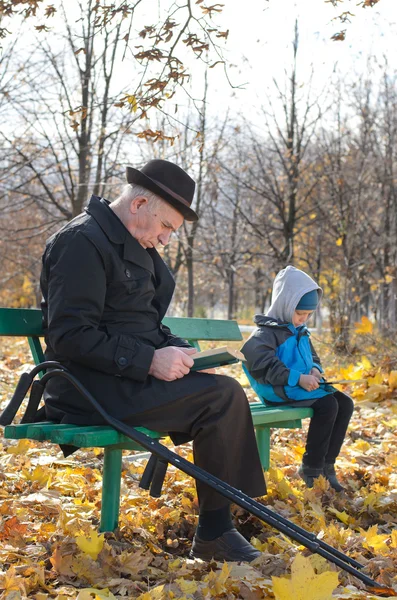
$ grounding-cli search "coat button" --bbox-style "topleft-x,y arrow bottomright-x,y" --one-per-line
125,269 -> 131,278
118,357 -> 127,366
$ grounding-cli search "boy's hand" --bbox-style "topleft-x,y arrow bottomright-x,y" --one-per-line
310,367 -> 322,380
299,374 -> 320,392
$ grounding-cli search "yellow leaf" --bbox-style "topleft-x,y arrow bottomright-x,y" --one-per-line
327,508 -> 351,525
360,356 -> 372,370
336,237 -> 343,246
339,363 -> 364,381
368,372 -> 383,386
310,213 -> 316,219
354,316 -> 373,334
22,466 -> 49,487
6,439 -> 31,454
385,274 -> 393,284
168,559 -> 181,571
127,94 -> 138,113
75,529 -> 105,560
359,525 -> 389,553
272,553 -> 339,600
388,370 -> 397,389
176,578 -> 198,594
251,536 -> 268,552
352,439 -> 371,453
76,589 -> 116,600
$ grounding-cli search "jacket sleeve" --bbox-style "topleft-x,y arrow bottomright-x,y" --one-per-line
241,330 -> 301,387
45,231 -> 155,382
160,324 -> 193,349
310,340 -> 323,372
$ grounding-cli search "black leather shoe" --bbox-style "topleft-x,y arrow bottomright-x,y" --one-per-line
324,463 -> 345,492
190,527 -> 261,562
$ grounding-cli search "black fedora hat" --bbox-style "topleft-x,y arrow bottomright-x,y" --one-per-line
126,159 -> 198,222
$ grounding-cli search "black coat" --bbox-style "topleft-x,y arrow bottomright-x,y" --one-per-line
40,195 -> 213,425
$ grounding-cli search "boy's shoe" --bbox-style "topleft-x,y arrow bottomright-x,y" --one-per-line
324,463 -> 345,492
190,527 -> 261,562
298,463 -> 324,488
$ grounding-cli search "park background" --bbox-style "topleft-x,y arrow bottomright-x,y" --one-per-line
1,0 -> 397,353
0,2 -> 397,599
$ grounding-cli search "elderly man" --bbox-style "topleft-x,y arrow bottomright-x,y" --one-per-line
40,159 -> 266,561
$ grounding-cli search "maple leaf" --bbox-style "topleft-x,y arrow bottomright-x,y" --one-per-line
75,529 -> 105,560
355,316 -> 373,334
359,525 -> 390,553
202,562 -> 231,595
176,578 -> 198,594
50,545 -> 74,576
272,553 -> 339,600
6,439 -> 31,454
368,372 -> 383,386
327,507 -> 352,526
0,516 -> 28,543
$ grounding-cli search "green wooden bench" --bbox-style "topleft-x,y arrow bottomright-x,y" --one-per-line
0,307 -> 312,531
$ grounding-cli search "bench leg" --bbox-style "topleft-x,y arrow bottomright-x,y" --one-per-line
255,427 -> 271,471
100,447 -> 122,532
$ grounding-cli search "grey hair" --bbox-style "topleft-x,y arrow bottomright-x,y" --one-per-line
121,184 -> 165,213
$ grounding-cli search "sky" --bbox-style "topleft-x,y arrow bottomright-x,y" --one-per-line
185,0 -> 397,118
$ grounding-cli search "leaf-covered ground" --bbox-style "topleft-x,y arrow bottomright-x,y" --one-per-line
0,332 -> 397,600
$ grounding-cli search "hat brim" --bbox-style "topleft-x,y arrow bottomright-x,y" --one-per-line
126,167 -> 198,222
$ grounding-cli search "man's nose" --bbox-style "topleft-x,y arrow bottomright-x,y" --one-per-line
159,230 -> 172,246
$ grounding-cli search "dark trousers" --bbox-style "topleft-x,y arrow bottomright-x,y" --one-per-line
125,375 -> 267,510
303,391 -> 354,468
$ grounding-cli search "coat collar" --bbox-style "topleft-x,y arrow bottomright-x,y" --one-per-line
85,195 -> 156,275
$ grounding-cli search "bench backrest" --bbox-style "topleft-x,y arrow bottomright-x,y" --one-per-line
0,307 -> 242,366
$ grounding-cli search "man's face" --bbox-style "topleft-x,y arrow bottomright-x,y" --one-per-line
130,197 -> 184,249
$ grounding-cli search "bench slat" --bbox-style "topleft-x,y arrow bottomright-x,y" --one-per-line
0,308 -> 43,336
163,316 -> 242,341
4,423 -> 163,448
0,308 -> 242,342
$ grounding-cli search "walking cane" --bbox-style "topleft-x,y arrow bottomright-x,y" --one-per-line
0,362 -> 390,593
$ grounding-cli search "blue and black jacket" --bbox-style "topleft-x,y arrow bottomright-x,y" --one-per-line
241,314 -> 334,404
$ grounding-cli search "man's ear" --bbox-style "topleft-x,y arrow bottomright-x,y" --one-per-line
130,196 -> 148,214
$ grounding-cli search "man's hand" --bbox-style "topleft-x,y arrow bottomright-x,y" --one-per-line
299,374 -> 320,392
149,346 -> 195,381
310,367 -> 322,381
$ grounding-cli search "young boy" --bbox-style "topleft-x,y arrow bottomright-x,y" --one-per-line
241,266 -> 354,491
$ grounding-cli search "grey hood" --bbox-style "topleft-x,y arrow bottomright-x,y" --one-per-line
266,265 -> 322,323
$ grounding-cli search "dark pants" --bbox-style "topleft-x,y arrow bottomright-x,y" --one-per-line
303,391 -> 354,468
126,375 -> 267,510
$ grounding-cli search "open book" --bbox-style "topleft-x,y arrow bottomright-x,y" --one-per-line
191,346 -> 245,371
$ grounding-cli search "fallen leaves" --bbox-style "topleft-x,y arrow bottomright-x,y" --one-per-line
0,338 -> 397,598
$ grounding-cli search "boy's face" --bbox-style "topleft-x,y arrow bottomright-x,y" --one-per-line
292,310 -> 313,327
